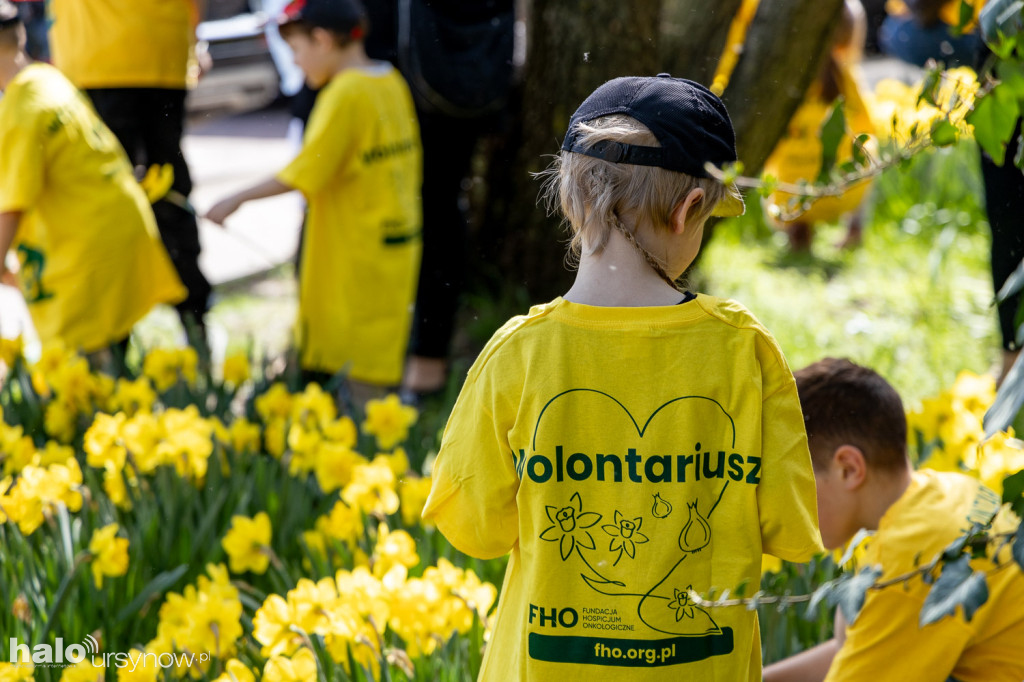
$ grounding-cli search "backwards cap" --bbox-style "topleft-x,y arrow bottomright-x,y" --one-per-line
561,74 -> 744,217
278,0 -> 366,38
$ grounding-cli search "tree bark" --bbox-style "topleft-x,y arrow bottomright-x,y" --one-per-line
478,0 -> 845,301
661,0 -> 745,84
723,0 -> 846,175
479,0 -> 662,300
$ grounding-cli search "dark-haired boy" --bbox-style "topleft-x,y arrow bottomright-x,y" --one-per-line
205,0 -> 422,405
764,358 -> 1024,682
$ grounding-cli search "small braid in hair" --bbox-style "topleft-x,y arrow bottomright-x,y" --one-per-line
610,212 -> 680,291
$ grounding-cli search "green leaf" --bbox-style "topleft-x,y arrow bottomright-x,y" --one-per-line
920,555 -> 989,625
997,59 -> 1024,99
984,351 -> 1024,437
930,119 -> 960,147
956,0 -> 975,34
918,67 -> 943,108
831,565 -> 882,624
1002,469 -> 1024,518
966,84 -> 1021,166
115,564 -> 188,624
818,99 -> 847,184
804,580 -> 835,619
851,133 -> 871,166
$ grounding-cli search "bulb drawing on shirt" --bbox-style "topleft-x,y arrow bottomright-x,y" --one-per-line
680,500 -> 711,552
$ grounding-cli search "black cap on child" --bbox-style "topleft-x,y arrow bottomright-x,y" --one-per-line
278,0 -> 366,39
562,74 -> 744,217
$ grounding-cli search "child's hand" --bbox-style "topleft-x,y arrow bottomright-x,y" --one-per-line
204,196 -> 243,226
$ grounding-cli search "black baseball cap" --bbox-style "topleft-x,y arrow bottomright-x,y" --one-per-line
278,0 -> 366,38
0,0 -> 20,29
561,74 -> 744,217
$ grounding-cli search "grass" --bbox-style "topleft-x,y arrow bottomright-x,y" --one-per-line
696,139 -> 997,407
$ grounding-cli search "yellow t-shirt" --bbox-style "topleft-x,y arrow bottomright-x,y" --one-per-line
277,65 -> 422,385
48,0 -> 193,89
423,296 -> 823,681
826,469 -> 1024,682
762,59 -> 877,225
0,64 -> 186,353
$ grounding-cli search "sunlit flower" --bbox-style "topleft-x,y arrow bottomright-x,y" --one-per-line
398,476 -> 433,527
222,512 -> 272,574
0,660 -> 35,680
89,523 -> 130,589
212,659 -> 256,682
362,394 -> 417,450
372,524 -> 419,577
262,648 -> 317,682
342,459 -> 400,516
221,352 -> 250,386
316,500 -> 364,545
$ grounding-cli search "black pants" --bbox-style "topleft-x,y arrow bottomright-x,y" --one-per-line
85,88 -> 211,329
408,108 -> 483,359
981,122 -> 1024,351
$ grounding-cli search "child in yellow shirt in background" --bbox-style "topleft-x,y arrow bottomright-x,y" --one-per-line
764,358 -> 1024,682
423,75 -> 823,681
762,0 -> 877,251
0,2 -> 186,365
205,0 -> 422,408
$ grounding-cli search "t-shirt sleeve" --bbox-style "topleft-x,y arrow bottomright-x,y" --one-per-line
0,100 -> 44,213
825,587 -> 969,682
422,353 -> 522,560
757,340 -> 825,561
276,85 -> 360,197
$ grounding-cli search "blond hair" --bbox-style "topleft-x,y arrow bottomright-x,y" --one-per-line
538,114 -> 735,287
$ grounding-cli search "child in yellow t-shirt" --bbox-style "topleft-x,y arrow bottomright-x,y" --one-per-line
0,4 -> 186,361
762,0 -> 877,251
422,75 -> 823,681
764,358 -> 1024,682
205,0 -> 422,406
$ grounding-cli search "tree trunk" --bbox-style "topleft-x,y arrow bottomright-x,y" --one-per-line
661,0 -> 745,84
478,0 -> 844,301
723,0 -> 846,174
479,0 -> 662,300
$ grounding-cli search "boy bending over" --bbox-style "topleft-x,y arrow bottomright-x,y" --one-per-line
423,74 -> 823,681
764,358 -> 1024,682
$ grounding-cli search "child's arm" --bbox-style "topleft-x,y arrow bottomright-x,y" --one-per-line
204,178 -> 293,226
0,211 -> 21,287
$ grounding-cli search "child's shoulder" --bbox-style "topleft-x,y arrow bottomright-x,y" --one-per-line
695,294 -> 770,332
470,299 -> 562,372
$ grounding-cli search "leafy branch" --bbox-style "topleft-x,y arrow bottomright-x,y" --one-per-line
691,469 -> 1024,626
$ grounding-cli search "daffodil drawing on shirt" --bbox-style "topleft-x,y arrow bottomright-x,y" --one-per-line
527,389 -> 744,639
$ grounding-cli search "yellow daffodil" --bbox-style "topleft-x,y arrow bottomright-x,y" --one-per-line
372,524 -> 419,578
89,523 -> 130,588
0,335 -> 22,368
59,659 -> 104,682
221,352 -> 250,386
314,442 -> 364,493
262,648 -> 317,682
110,377 -> 157,417
398,476 -> 433,527
255,383 -> 293,423
222,512 -> 272,574
212,659 -> 256,682
115,648 -> 158,682
0,660 -> 35,681
252,594 -> 302,658
316,500 -> 364,545
342,459 -> 400,516
361,394 -> 417,450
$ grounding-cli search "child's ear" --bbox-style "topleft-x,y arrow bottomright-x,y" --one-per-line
670,188 -> 706,235
833,444 -> 867,490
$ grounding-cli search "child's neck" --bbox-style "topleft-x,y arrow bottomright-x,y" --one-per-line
564,229 -> 687,307
329,43 -> 374,78
0,51 -> 29,90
